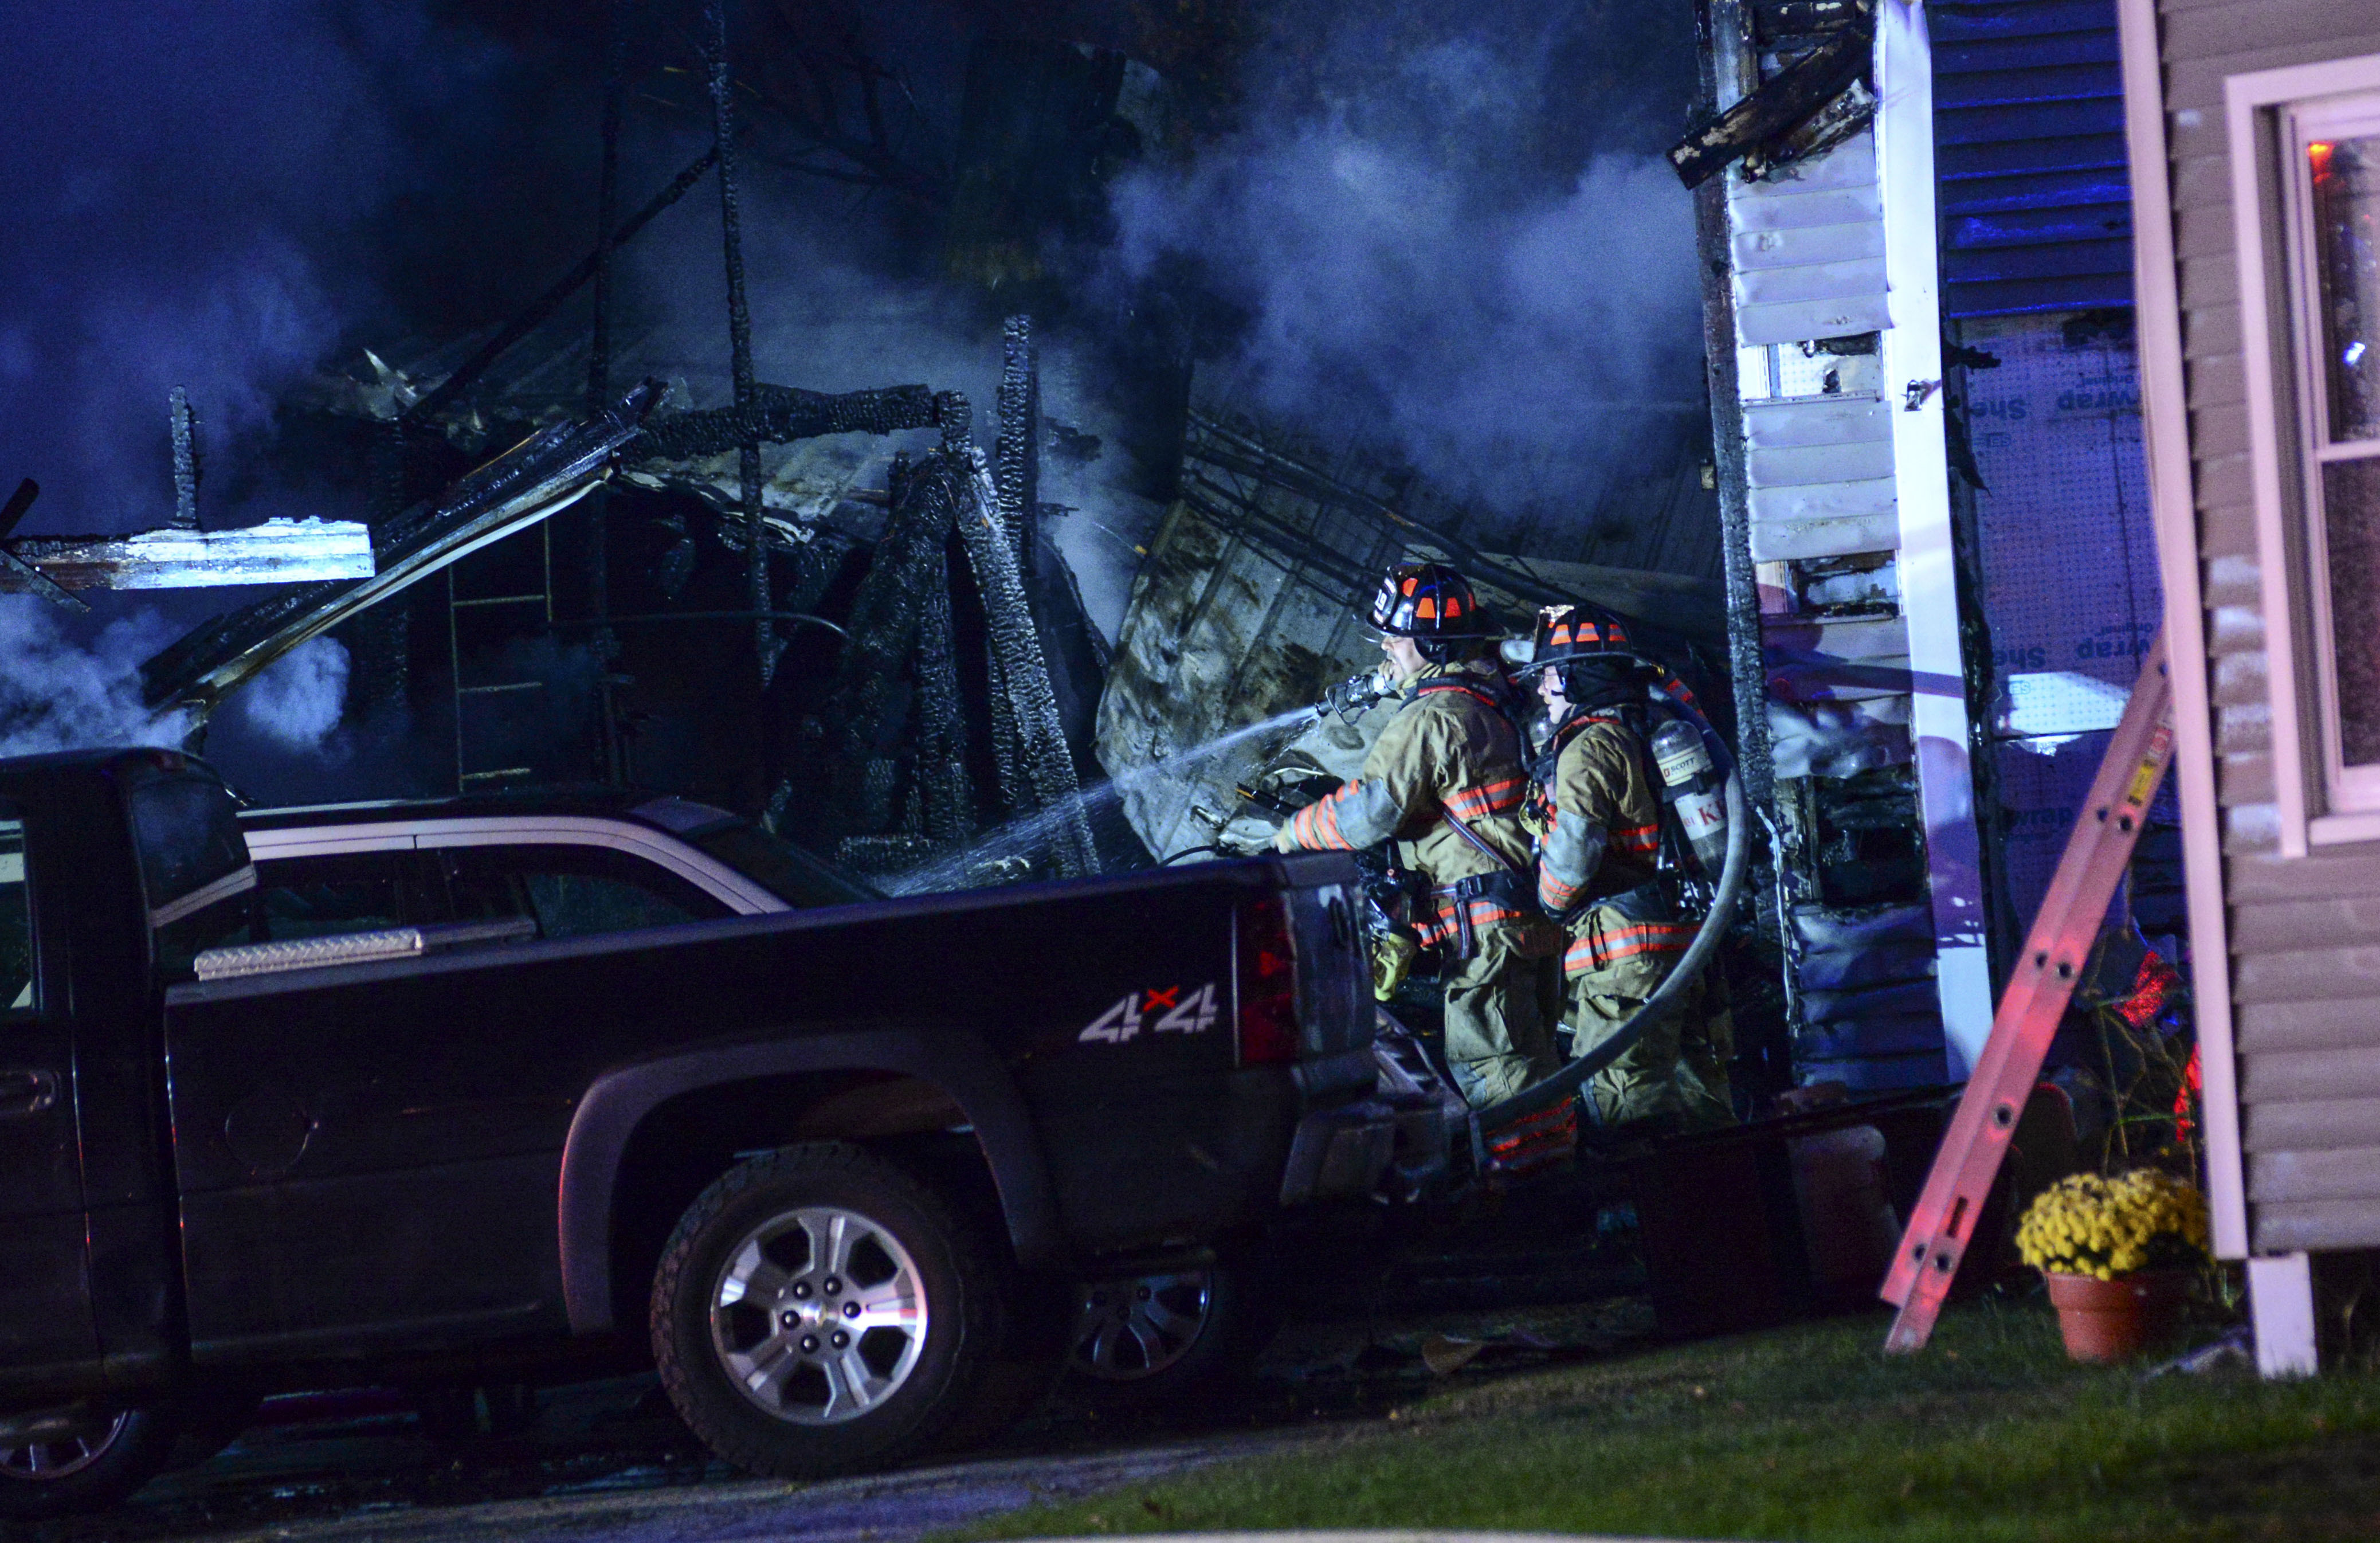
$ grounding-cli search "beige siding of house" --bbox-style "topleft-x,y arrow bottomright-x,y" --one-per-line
2152,0 -> 2380,1252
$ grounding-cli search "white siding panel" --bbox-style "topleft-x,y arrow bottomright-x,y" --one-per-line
1743,398 -> 1892,451
1729,186 -> 1883,234
1760,613 -> 1910,659
2241,1047 -> 2380,1103
1736,256 -> 1891,308
1734,221 -> 1887,271
2253,1199 -> 2380,1253
1748,439 -> 1896,487
1748,508 -> 1904,562
2244,1098 -> 2380,1153
1736,295 -> 1896,347
1746,476 -> 1897,521
2250,1146 -> 2380,1204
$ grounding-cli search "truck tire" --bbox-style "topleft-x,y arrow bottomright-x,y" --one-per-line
0,1407 -> 176,1518
650,1142 -> 1015,1479
1066,1260 -> 1278,1412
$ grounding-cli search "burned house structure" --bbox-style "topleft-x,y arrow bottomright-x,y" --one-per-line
29,2 -> 2173,1123
1682,0 -> 2186,1102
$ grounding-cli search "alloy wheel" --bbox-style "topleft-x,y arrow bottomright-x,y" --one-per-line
1071,1271 -> 1214,1381
0,1413 -> 131,1483
709,1204 -> 930,1425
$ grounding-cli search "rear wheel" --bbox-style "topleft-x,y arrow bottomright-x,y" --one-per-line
1067,1260 -> 1276,1411
651,1142 -> 1024,1478
0,1406 -> 176,1518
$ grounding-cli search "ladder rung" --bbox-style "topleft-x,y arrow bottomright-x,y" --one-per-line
457,681 -> 544,698
459,767 -> 534,784
451,593 -> 549,609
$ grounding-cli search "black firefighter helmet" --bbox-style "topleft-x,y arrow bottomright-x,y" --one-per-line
1367,562 -> 1491,640
1527,602 -> 1634,668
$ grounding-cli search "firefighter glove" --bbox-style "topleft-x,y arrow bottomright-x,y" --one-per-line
1371,930 -> 1418,1000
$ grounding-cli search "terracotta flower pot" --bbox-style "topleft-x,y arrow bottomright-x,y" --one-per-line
2045,1270 -> 2190,1362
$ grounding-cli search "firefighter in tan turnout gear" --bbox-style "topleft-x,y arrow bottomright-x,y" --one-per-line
1273,563 -> 1563,1107
1524,604 -> 1736,1135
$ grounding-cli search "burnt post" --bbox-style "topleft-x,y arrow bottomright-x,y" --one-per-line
1695,0 -> 1795,1046
587,0 -> 629,783
994,314 -> 1040,574
168,387 -> 200,530
1695,0 -> 1774,817
705,0 -> 774,688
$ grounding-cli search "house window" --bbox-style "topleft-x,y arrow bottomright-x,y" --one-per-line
2290,101 -> 2380,818
2228,53 -> 2380,850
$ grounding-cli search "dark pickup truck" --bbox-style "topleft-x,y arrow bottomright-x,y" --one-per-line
0,749 -> 1402,1514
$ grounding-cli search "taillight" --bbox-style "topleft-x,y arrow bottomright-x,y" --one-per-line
1235,895 -> 1300,1066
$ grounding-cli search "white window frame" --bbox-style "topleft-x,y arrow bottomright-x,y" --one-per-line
2233,52 -> 2380,853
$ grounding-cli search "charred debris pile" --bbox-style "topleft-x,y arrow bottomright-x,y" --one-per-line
32,12 -> 1728,901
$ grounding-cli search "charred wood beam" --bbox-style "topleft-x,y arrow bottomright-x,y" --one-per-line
141,381 -> 665,714
912,548 -> 973,844
818,455 -> 967,837
0,480 -> 81,611
705,0 -> 773,688
0,480 -> 37,542
626,383 -> 942,461
1,522 -> 373,594
401,146 -> 720,429
994,315 -> 1039,573
952,429 -> 1095,878
1668,0 -> 1872,190
168,387 -> 201,530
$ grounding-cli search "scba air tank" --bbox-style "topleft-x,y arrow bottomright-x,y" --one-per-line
1651,717 -> 1728,881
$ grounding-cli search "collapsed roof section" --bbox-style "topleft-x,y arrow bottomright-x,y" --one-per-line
0,478 -> 374,613
139,379 -> 667,719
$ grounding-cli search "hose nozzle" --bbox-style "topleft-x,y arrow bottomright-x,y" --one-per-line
1316,668 -> 1393,723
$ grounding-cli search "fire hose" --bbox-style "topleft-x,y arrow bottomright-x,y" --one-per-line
1467,769 -> 1749,1146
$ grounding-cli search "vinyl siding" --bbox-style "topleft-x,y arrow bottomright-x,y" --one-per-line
2151,0 -> 2380,1254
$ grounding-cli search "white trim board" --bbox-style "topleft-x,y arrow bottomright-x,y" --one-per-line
2114,0 -> 2249,1258
1877,0 -> 1992,1078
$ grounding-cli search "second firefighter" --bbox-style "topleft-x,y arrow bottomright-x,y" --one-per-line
1273,563 -> 1565,1107
1523,604 -> 1736,1134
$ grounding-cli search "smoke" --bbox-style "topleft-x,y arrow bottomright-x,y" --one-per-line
232,636 -> 351,750
0,2 -> 560,535
0,597 -> 359,762
1104,2 -> 1704,530
0,598 -> 187,756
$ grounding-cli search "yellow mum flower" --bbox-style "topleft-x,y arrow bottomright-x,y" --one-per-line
2016,1169 -> 2212,1278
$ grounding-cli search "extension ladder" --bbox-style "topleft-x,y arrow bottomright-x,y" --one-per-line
1880,626 -> 2177,1350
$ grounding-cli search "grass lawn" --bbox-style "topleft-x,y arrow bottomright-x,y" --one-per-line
960,1300 -> 2380,1542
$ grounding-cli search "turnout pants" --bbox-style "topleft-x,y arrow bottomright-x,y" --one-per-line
1441,917 -> 1565,1109
1565,902 -> 1735,1131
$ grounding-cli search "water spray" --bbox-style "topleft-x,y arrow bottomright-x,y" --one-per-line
879,703 -> 1324,895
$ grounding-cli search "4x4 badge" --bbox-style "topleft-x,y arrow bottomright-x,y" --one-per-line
1079,982 -> 1221,1044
